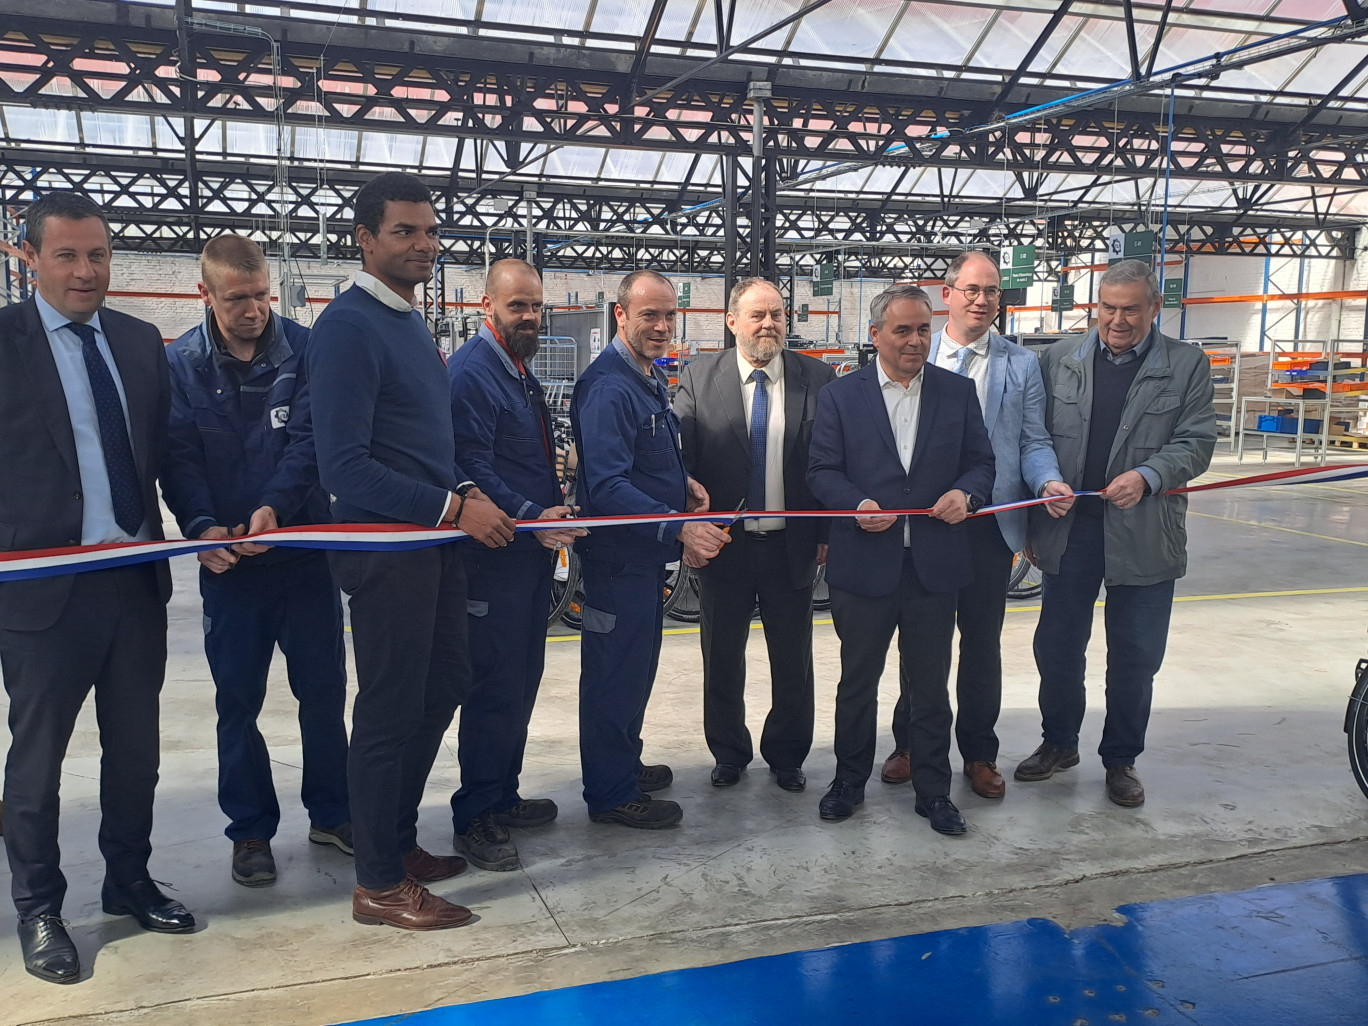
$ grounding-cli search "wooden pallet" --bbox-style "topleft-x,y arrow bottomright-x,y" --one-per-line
1327,434 -> 1368,450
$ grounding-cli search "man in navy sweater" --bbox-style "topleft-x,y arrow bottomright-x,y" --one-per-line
309,173 -> 514,930
447,258 -> 584,871
161,234 -> 351,889
570,270 -> 731,829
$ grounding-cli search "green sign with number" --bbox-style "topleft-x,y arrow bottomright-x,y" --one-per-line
595,290 -> 604,307
797,303 -> 809,323
1162,277 -> 1183,309
1108,229 -> 1155,265
999,245 -> 1036,290
812,262 -> 834,298
678,282 -> 691,309
1050,283 -> 1075,313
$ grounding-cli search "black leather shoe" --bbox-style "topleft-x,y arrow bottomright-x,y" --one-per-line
1013,742 -> 1081,781
915,795 -> 967,835
637,764 -> 673,792
589,794 -> 683,829
772,767 -> 806,792
711,763 -> 742,787
818,779 -> 864,821
18,915 -> 80,985
101,879 -> 195,933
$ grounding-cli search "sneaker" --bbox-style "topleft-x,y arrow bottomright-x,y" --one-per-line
454,813 -> 520,871
491,798 -> 559,829
231,838 -> 277,887
308,821 -> 354,855
636,764 -> 674,792
589,794 -> 683,829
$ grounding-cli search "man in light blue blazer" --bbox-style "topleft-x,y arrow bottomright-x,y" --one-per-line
881,251 -> 1074,800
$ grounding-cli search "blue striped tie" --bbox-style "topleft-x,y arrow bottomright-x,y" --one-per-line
68,321 -> 144,536
748,369 -> 769,514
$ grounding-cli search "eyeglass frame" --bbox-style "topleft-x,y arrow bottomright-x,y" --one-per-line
946,284 -> 1004,302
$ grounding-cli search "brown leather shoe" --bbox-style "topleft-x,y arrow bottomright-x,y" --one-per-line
1105,765 -> 1145,807
880,749 -> 911,784
401,846 -> 468,884
352,877 -> 473,930
963,761 -> 1006,799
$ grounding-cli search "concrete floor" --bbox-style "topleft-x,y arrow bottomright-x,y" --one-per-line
3,451 -> 1368,1026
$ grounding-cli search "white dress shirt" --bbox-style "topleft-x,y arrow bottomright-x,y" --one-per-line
737,348 -> 786,532
875,359 -> 923,546
935,326 -> 990,414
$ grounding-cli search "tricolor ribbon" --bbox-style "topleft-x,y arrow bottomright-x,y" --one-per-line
1,462 -> 1364,583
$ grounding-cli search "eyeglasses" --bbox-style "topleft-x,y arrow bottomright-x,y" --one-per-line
948,285 -> 1002,302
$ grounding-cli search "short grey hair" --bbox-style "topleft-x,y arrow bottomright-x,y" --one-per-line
1099,259 -> 1160,303
869,284 -> 933,331
728,277 -> 781,315
616,269 -> 674,313
945,251 -> 999,289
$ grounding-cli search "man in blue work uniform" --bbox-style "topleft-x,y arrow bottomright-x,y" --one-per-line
570,269 -> 731,828
447,258 -> 584,870
161,234 -> 351,888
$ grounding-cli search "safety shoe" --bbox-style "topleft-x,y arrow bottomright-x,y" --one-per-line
589,794 -> 683,829
1013,743 -> 1080,782
454,813 -> 520,871
491,798 -> 559,829
231,838 -> 277,887
308,821 -> 354,855
637,764 -> 674,792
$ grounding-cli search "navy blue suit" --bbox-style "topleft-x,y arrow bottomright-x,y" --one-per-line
447,326 -> 562,833
161,312 -> 349,843
808,361 -> 994,795
570,340 -> 686,813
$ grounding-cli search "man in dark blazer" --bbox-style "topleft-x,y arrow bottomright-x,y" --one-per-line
675,278 -> 836,793
0,191 -> 193,986
808,284 -> 994,834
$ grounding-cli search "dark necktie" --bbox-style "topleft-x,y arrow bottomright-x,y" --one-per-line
68,321 -> 144,536
748,369 -> 769,514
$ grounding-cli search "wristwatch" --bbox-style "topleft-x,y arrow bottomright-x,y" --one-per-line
961,490 -> 984,514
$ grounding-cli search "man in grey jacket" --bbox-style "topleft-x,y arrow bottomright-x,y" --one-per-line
1014,259 -> 1215,808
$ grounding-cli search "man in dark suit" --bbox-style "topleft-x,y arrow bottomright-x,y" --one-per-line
0,191 -> 193,985
808,284 -> 995,834
675,278 -> 836,793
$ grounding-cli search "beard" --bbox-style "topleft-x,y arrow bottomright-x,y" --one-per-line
495,317 -> 541,361
737,330 -> 783,365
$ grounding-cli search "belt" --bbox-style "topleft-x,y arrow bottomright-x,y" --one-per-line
745,528 -> 786,540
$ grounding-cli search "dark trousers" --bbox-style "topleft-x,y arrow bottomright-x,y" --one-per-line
201,553 -> 349,843
329,544 -> 468,890
893,515 -> 1013,762
578,557 -> 665,813
1032,513 -> 1175,767
450,544 -> 552,833
830,556 -> 957,796
699,533 -> 815,771
0,564 -> 166,919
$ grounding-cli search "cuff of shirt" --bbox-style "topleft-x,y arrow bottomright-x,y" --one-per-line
186,516 -> 218,539
1135,465 -> 1161,495
435,491 -> 455,528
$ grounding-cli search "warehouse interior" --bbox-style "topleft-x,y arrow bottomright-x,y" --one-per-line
3,0 -> 1368,1023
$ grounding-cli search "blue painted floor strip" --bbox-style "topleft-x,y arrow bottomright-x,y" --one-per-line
346,874 -> 1368,1025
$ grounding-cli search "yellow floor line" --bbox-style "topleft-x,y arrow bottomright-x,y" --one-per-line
1189,509 -> 1368,547
538,585 -> 1368,641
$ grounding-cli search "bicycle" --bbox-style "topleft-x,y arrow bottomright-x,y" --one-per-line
548,545 -> 581,627
663,561 -> 703,623
1007,550 -> 1043,600
1344,649 -> 1368,799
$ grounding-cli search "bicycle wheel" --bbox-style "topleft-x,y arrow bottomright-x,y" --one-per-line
812,564 -> 831,612
1344,658 -> 1368,800
548,546 -> 581,627
663,562 -> 703,623
1007,551 -> 1043,600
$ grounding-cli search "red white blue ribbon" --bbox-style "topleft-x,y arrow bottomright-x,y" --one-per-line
0,462 -> 1364,583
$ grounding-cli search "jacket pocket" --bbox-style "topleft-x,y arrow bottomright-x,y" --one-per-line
582,605 -> 617,633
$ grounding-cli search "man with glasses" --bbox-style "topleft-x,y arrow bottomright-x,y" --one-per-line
1014,259 -> 1215,808
881,251 -> 1073,801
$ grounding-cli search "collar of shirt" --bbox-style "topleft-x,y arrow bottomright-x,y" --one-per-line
354,270 -> 417,312
1095,323 -> 1156,365
611,336 -> 667,388
205,307 -> 276,373
484,319 -> 528,375
735,347 -> 779,386
939,326 -> 991,359
875,358 -> 925,395
35,290 -> 105,343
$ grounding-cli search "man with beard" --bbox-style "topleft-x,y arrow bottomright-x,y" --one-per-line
445,259 -> 584,871
570,270 -> 731,828
309,172 -> 515,930
675,278 -> 836,794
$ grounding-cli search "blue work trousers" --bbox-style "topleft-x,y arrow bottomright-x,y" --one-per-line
450,544 -> 552,833
578,558 -> 666,813
1032,513 -> 1175,767
201,552 -> 349,842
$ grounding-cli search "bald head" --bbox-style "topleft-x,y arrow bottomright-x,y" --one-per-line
483,258 -> 544,360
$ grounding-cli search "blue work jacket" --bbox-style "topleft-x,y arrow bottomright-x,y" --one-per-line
162,311 -> 328,567
570,338 -> 687,564
448,325 -> 562,553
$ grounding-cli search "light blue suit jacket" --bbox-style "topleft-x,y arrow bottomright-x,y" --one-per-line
930,329 -> 1062,553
